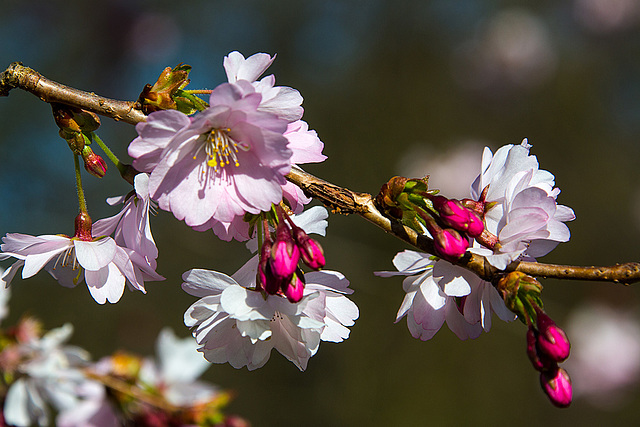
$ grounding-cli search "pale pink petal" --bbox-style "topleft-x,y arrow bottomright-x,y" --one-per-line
129,109 -> 191,172
285,121 -> 327,164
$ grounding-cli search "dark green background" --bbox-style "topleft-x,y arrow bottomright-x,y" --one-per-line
1,1 -> 640,425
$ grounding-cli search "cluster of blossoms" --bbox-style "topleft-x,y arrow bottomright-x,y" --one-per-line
0,51 -> 357,376
377,140 -> 574,341
183,206 -> 359,371
0,49 -> 589,412
376,140 -> 575,405
0,282 -> 235,425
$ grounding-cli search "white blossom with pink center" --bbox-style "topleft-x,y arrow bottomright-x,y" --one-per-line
183,259 -> 357,371
469,139 -> 575,269
194,119 -> 327,241
0,232 -> 161,304
193,53 -> 327,241
376,250 -> 513,340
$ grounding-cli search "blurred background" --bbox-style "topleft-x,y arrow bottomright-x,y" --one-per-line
1,0 -> 640,425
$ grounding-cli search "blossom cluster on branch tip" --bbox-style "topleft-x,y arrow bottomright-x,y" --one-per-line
128,51 -> 326,242
182,206 -> 358,371
377,140 -> 574,341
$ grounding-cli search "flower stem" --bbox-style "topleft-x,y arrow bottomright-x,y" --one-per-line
90,132 -> 126,175
74,153 -> 88,213
184,89 -> 213,94
257,217 -> 264,250
175,89 -> 209,111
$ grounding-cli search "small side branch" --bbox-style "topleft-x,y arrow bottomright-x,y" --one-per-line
1,62 -> 146,125
509,261 -> 640,285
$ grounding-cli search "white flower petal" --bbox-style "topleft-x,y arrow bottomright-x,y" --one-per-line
74,238 -> 116,271
182,269 -> 238,297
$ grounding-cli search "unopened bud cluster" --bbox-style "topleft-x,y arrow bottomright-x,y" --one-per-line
375,177 -> 485,262
51,103 -> 107,178
527,307 -> 572,408
137,63 -> 206,115
257,207 -> 326,303
497,272 -> 572,407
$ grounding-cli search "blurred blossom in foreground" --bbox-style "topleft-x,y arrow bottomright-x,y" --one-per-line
0,267 -> 9,323
397,141 -> 484,199
138,328 -> 218,407
565,303 -> 640,408
453,8 -> 557,93
574,0 -> 640,33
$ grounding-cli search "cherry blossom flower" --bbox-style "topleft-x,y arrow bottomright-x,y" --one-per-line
183,258 -> 358,371
376,250 -> 513,340
138,328 -> 219,407
130,52 -> 327,241
92,173 -> 159,269
200,120 -> 327,241
469,139 -> 575,269
128,82 -> 292,231
183,203 -> 356,370
0,231 -> 161,304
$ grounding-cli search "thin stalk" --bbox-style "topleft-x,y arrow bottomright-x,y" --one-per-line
90,132 -> 126,175
74,154 -> 88,213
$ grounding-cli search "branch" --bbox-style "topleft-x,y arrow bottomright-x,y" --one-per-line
85,370 -> 179,413
3,62 -> 639,285
286,168 -> 640,285
1,62 -> 146,125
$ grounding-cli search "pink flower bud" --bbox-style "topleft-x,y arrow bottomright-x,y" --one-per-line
431,196 -> 471,230
433,228 -> 469,262
301,238 -> 325,270
81,146 -> 107,178
290,226 -> 325,270
540,368 -> 572,408
536,310 -> 571,362
283,272 -> 305,303
466,211 -> 484,238
270,223 -> 300,280
258,239 -> 279,295
526,327 -> 555,372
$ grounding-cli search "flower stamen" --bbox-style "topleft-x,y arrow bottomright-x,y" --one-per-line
193,128 -> 248,172
53,246 -> 80,271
